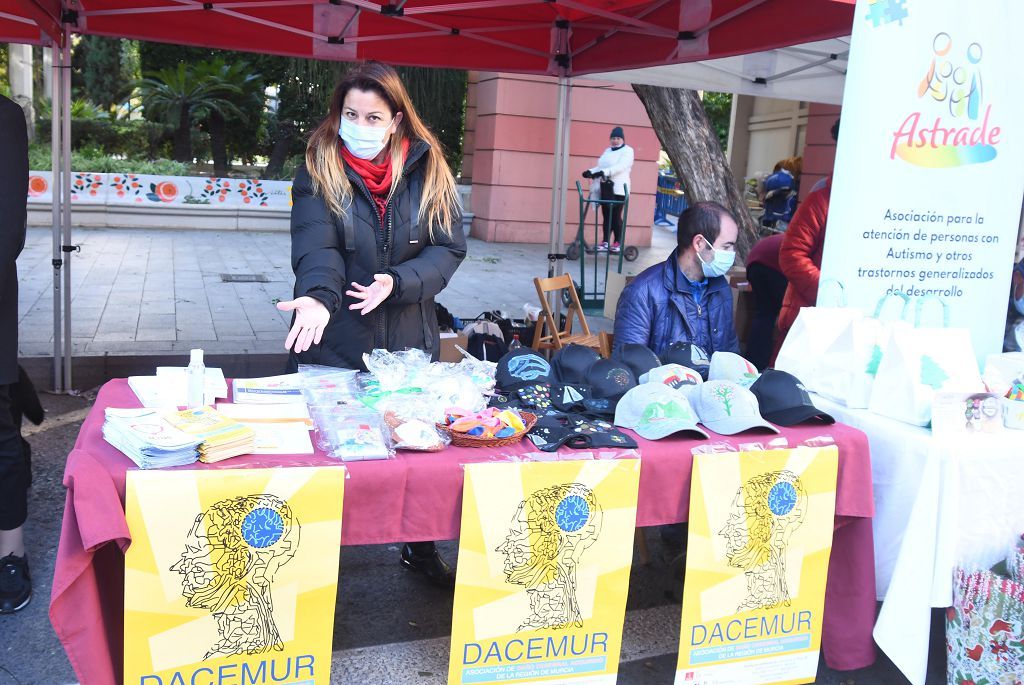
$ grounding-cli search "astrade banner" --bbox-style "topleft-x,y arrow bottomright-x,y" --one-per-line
448,459 -> 641,685
124,466 -> 345,685
819,0 -> 1024,365
675,447 -> 838,685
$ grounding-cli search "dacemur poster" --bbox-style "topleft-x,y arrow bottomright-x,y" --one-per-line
124,466 -> 345,685
675,447 -> 838,685
448,459 -> 641,685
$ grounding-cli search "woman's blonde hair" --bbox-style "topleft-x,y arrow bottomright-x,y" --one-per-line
305,61 -> 459,239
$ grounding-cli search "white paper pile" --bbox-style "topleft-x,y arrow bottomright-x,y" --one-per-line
128,367 -> 228,408
102,408 -> 201,469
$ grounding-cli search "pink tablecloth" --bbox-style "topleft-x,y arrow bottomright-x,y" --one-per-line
50,380 -> 877,685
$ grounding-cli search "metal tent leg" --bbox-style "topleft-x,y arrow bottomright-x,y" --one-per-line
548,79 -> 573,280
60,38 -> 73,392
547,76 -> 572,279
545,77 -> 572,331
49,40 -> 63,392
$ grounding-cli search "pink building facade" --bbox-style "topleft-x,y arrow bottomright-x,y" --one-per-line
463,72 -> 659,246
800,102 -> 841,200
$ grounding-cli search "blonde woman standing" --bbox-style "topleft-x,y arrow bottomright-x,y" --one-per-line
276,62 -> 465,586
278,61 -> 465,372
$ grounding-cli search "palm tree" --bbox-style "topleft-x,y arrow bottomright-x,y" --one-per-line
193,58 -> 264,176
134,63 -> 243,163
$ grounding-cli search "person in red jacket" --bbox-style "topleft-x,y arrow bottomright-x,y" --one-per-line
773,177 -> 832,361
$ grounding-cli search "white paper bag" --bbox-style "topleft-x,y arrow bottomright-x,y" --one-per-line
814,294 -> 910,408
774,281 -> 861,392
868,298 -> 985,426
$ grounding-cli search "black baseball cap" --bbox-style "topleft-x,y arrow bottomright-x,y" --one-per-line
552,344 -> 601,384
614,343 -> 661,381
495,348 -> 552,392
527,412 -> 638,452
661,342 -> 711,379
585,358 -> 637,403
750,369 -> 835,426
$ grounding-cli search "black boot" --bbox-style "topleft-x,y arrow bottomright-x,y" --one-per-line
400,542 -> 455,588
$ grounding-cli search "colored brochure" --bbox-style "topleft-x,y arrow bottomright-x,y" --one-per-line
232,374 -> 306,404
163,406 -> 255,463
215,403 -> 314,455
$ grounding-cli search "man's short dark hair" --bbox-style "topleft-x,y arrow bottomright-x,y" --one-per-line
677,201 -> 734,252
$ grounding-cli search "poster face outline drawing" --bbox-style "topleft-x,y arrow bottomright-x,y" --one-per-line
496,483 -> 603,632
719,471 -> 807,613
170,493 -> 301,659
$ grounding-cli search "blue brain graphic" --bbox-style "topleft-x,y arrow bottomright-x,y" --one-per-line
241,507 -> 285,549
768,481 -> 798,516
555,495 -> 590,533
508,355 -> 550,381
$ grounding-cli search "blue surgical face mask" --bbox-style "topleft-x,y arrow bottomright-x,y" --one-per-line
698,236 -> 736,278
339,117 -> 393,160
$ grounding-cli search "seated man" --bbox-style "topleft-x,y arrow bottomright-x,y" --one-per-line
613,201 -> 740,357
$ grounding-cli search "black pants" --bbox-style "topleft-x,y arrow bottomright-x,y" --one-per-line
0,384 -> 28,531
601,194 -> 625,245
745,262 -> 789,371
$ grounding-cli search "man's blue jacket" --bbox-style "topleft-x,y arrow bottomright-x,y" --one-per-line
612,250 -> 740,357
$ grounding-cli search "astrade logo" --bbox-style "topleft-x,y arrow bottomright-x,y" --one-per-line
890,32 -> 1000,167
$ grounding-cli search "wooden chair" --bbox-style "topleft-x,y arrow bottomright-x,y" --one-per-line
531,274 -> 602,353
598,331 -> 614,358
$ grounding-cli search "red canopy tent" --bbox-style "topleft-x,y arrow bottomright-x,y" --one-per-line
5,0 -> 853,74
1,0 -> 855,391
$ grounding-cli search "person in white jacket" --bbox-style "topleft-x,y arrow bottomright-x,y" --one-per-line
582,126 -> 634,253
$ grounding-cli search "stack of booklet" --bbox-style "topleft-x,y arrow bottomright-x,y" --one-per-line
102,408 -> 202,469
232,374 -> 305,404
164,407 -> 257,463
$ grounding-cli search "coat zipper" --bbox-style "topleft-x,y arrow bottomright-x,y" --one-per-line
345,174 -> 390,349
344,143 -> 426,350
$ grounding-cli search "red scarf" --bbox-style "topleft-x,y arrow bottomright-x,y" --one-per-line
341,138 -> 410,223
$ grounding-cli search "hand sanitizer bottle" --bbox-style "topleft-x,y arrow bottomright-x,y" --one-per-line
186,348 -> 205,409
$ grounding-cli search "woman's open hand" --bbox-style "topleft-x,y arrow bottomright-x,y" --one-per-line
346,273 -> 394,316
277,296 -> 330,353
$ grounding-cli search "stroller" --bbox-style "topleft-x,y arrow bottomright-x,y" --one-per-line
759,168 -> 798,234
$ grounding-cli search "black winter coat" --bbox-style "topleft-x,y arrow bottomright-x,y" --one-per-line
0,96 -> 28,385
288,140 -> 466,370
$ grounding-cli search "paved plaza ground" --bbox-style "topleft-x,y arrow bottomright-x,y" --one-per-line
16,225 -> 669,362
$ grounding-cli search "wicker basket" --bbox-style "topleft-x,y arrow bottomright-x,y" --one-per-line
437,412 -> 537,449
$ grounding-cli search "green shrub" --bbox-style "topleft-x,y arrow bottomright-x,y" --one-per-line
35,118 -> 212,165
28,143 -> 188,175
36,118 -> 169,159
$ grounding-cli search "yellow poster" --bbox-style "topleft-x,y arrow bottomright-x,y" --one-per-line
124,466 -> 345,685
675,447 -> 839,685
448,459 -> 641,685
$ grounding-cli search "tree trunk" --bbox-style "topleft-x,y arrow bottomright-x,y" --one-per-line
266,119 -> 295,179
210,110 -> 229,176
632,85 -> 758,261
173,104 -> 192,163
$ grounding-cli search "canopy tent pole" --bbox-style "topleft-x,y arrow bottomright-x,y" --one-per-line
547,76 -> 572,278
60,36 -> 73,391
49,37 -> 62,392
